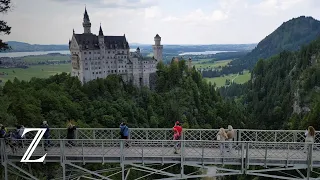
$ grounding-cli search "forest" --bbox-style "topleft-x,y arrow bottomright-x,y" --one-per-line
0,60 -> 249,130
220,35 -> 320,131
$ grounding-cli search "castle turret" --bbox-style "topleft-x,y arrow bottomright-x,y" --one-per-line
98,24 -> 105,60
136,47 -> 140,54
152,34 -> 163,62
188,57 -> 192,69
83,7 -> 91,34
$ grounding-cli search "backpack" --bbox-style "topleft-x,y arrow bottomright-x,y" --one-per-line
217,134 -> 221,141
120,126 -> 127,136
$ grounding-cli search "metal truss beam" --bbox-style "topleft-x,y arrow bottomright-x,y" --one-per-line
247,166 -> 305,173
66,162 -> 112,180
157,172 -> 241,180
8,168 -> 34,180
247,172 -> 319,180
133,163 -> 177,180
130,163 -> 177,178
7,162 -> 38,180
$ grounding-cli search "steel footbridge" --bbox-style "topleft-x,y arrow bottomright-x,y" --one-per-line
1,128 -> 320,180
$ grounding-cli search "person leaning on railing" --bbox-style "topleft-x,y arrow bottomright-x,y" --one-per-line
173,121 -> 182,154
226,125 -> 235,152
304,126 -> 315,153
67,122 -> 77,147
216,128 -> 228,155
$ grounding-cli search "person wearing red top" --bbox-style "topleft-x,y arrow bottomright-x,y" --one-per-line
173,121 -> 182,154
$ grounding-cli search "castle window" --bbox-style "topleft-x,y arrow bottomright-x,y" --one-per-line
96,72 -> 98,74
108,51 -> 110,54
85,58 -> 87,60
89,58 -> 91,60
124,56 -> 126,58
122,51 -> 124,54
111,70 -> 113,73
108,66 -> 110,68
99,67 -> 101,69
89,52 -> 91,54
99,72 -> 101,74
92,72 -> 94,74
85,63 -> 88,65
84,52 -> 87,54
108,70 -> 110,73
85,68 -> 88,70
122,66 -> 124,68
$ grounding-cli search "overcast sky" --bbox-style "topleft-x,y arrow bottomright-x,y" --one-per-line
1,0 -> 320,45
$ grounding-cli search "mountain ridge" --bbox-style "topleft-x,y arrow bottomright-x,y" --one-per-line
224,16 -> 320,74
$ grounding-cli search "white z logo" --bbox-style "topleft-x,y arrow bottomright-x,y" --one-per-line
20,128 -> 47,163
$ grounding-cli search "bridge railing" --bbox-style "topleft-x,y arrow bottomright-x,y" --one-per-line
6,128 -> 320,142
1,139 -> 319,167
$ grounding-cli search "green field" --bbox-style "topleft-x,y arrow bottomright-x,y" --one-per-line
0,64 -> 71,84
22,55 -> 70,63
205,70 -> 251,87
194,59 -> 232,69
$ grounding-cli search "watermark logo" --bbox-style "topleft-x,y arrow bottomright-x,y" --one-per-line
20,128 -> 47,163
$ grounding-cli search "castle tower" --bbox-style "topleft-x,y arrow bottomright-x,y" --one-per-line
152,34 -> 163,62
83,7 -> 91,34
136,47 -> 140,54
188,57 -> 192,69
98,24 -> 104,43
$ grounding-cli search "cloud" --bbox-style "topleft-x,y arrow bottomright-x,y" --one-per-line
162,8 -> 228,26
144,6 -> 162,19
252,0 -> 304,16
50,0 -> 158,9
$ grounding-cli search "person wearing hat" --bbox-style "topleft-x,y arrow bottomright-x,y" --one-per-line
173,121 -> 182,154
41,121 -> 50,151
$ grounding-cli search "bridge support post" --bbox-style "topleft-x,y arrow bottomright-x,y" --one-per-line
3,163 -> 8,180
180,139 -> 184,178
122,163 -> 125,180
61,162 -> 66,180
306,143 -> 313,180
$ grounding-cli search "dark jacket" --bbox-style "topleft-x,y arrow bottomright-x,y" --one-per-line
67,126 -> 76,139
40,124 -> 50,138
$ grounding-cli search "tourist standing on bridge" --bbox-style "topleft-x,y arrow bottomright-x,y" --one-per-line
304,126 -> 315,153
173,121 -> 182,154
41,121 -> 50,151
67,122 -> 77,147
217,128 -> 228,154
0,124 -> 7,138
226,125 -> 235,152
120,122 -> 130,148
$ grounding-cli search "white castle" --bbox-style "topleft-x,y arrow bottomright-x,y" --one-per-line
69,8 -> 163,87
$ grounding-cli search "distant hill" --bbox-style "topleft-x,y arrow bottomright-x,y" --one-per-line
226,16 -> 320,73
2,41 -> 69,52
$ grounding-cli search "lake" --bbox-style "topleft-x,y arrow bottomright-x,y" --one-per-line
179,51 -> 236,56
0,49 -> 139,58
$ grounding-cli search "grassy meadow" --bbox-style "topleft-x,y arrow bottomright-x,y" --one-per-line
21,55 -> 70,63
0,64 -> 71,84
193,59 -> 232,69
205,70 -> 251,87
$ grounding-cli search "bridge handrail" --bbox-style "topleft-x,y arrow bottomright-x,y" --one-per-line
4,128 -> 318,142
